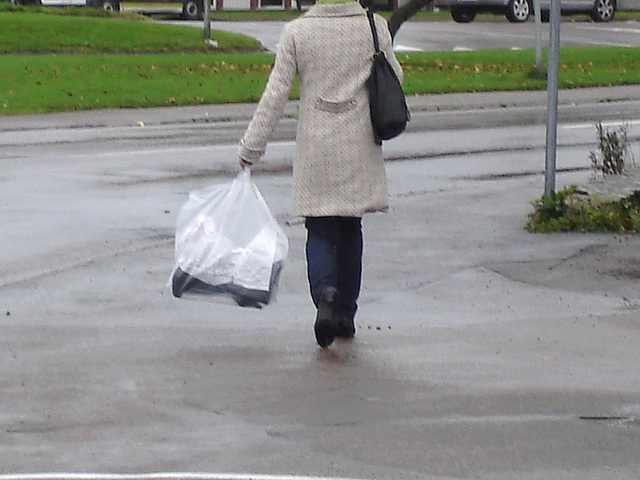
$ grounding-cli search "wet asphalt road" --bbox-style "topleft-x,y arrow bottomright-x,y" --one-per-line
169,18 -> 640,52
1,87 -> 640,478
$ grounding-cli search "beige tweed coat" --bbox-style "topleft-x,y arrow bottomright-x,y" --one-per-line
238,1 -> 403,218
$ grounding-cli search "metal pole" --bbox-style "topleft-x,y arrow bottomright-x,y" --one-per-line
544,0 -> 561,198
533,0 -> 542,74
203,0 -> 211,43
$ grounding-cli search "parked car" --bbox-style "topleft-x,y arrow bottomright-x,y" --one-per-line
14,0 -> 193,18
15,0 -> 120,11
436,0 -> 616,23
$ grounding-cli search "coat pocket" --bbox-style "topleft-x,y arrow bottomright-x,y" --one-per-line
314,97 -> 358,114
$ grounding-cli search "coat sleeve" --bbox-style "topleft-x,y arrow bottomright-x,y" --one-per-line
238,24 -> 298,163
374,14 -> 403,84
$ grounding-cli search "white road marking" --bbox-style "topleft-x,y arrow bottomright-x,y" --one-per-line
394,44 -> 423,52
576,24 -> 640,35
560,119 -> 640,130
0,474 -> 372,480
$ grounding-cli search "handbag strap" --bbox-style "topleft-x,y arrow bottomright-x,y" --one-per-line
366,10 -> 381,54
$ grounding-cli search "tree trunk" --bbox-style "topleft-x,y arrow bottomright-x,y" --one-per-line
387,0 -> 435,38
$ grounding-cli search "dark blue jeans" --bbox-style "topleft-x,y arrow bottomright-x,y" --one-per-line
305,216 -> 363,321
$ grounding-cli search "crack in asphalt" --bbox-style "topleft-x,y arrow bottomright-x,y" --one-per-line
0,236 -> 173,289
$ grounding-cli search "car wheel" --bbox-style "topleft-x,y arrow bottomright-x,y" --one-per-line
100,0 -> 121,11
506,0 -> 531,22
590,0 -> 615,21
182,0 -> 204,20
451,8 -> 477,22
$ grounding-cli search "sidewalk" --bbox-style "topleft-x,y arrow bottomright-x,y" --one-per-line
2,85 -> 640,131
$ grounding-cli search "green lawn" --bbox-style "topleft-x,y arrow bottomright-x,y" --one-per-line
400,47 -> 640,94
0,8 -> 262,53
2,53 -> 276,112
1,5 -> 639,115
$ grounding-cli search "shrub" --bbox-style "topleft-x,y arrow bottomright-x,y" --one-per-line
589,121 -> 633,177
527,186 -> 640,233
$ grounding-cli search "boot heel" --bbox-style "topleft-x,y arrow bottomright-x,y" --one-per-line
314,287 -> 338,348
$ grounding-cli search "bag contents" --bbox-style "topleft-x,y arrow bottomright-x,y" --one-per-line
171,169 -> 288,307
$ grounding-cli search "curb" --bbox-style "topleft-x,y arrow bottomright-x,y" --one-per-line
1,86 -> 639,132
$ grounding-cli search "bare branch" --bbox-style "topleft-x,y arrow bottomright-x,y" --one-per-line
388,0 -> 435,38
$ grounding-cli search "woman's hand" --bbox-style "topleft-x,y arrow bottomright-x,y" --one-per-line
239,158 -> 253,170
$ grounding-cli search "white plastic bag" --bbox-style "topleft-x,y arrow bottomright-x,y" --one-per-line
170,169 -> 288,307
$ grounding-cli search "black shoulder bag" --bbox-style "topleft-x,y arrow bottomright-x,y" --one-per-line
365,10 -> 410,144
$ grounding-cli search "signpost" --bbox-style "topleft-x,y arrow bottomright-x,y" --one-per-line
544,0 -> 561,199
204,0 -> 211,43
533,0 -> 542,74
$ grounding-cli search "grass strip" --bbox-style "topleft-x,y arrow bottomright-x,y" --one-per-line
400,47 -> 640,94
2,7 -> 639,115
1,53 -> 280,114
0,11 -> 262,53
3,47 -> 639,115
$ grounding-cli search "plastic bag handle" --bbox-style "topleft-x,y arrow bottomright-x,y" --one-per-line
239,166 -> 251,181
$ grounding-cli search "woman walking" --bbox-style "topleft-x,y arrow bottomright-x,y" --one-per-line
238,0 -> 403,348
